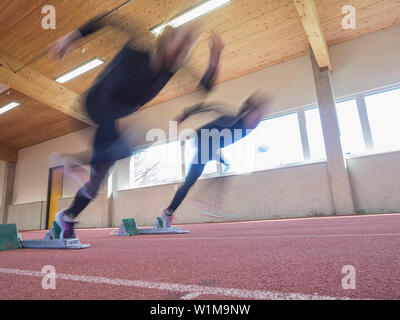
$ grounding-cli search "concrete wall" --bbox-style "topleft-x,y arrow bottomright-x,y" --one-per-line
0,161 -> 5,199
58,196 -> 104,229
0,160 -> 5,215
347,151 -> 400,214
113,162 -> 334,227
7,201 -> 46,231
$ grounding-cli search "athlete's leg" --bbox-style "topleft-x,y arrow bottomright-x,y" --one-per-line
65,161 -> 114,219
55,120 -> 118,239
56,160 -> 113,239
167,159 -> 206,214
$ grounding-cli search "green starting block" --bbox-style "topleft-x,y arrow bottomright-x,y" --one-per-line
0,222 -> 90,251
44,221 -> 62,240
111,217 -> 190,236
20,221 -> 90,249
0,224 -> 20,251
118,218 -> 141,236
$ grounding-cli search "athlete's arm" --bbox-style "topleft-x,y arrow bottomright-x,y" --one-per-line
175,103 -> 219,123
198,30 -> 225,91
77,12 -> 136,37
49,13 -> 134,59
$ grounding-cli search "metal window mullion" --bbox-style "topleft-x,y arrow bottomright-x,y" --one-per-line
356,94 -> 374,150
180,139 -> 186,181
297,109 -> 311,161
217,155 -> 223,176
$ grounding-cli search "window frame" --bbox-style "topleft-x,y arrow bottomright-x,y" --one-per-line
124,83 -> 400,191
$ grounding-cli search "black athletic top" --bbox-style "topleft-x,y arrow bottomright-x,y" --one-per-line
78,14 -> 216,123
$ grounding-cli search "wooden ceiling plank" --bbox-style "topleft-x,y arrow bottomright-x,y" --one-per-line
0,0 -> 130,64
0,89 -> 88,150
293,0 -> 332,70
0,0 -> 48,40
0,53 -> 93,125
0,143 -> 18,163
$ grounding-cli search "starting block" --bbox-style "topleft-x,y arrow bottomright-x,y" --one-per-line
20,238 -> 90,250
0,224 -> 20,251
19,221 -> 91,250
44,221 -> 62,240
0,222 -> 91,251
111,217 -> 190,236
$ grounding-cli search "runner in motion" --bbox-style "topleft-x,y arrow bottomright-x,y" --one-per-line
49,13 -> 225,238
159,93 -> 270,227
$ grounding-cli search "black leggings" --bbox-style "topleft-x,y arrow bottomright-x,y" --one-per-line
65,161 -> 114,218
167,118 -> 248,213
168,158 -> 206,213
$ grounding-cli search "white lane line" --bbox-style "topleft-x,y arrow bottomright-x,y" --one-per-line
0,267 -> 353,300
115,233 -> 400,241
181,292 -> 203,300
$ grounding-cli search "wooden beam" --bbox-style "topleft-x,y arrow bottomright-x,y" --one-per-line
0,82 -> 9,94
0,53 -> 93,125
0,143 -> 18,163
293,0 -> 332,70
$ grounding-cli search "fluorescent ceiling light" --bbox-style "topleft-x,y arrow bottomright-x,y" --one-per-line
55,58 -> 104,83
150,0 -> 231,37
0,101 -> 20,115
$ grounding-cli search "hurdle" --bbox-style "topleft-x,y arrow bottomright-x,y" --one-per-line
111,217 -> 190,236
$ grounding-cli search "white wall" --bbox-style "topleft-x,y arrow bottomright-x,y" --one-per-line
9,24 -> 400,229
13,128 -> 94,204
118,54 -> 318,148
331,25 -> 400,97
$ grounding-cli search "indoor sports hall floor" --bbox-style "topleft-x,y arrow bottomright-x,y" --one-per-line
1,213 -> 399,300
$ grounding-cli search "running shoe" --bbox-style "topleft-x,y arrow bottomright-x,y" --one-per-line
55,210 -> 78,239
160,208 -> 174,228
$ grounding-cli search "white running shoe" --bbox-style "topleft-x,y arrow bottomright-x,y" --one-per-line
160,208 -> 174,228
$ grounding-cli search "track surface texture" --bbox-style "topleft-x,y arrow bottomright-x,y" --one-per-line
1,213 -> 399,300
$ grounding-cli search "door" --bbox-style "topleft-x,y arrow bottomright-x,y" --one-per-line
46,167 -> 64,229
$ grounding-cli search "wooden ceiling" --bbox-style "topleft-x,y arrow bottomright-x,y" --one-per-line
0,0 -> 399,162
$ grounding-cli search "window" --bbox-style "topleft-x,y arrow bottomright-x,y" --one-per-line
184,138 -> 218,176
365,87 -> 400,153
222,112 -> 304,174
130,141 -> 183,188
304,107 -> 326,160
336,99 -> 365,156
